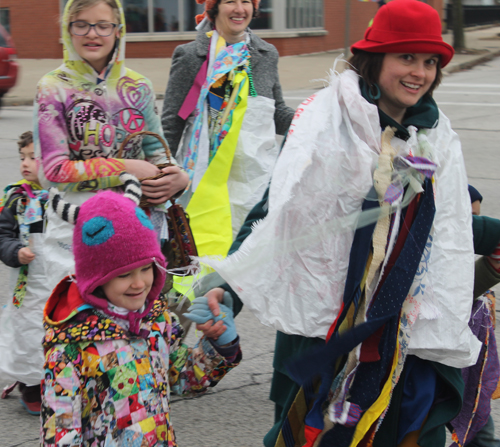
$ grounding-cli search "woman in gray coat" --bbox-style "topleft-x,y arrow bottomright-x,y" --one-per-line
161,0 -> 294,260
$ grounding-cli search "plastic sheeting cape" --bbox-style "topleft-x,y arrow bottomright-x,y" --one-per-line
203,69 -> 481,368
0,234 -> 52,385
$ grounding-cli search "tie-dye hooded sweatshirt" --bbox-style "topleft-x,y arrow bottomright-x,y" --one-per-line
34,0 -> 169,192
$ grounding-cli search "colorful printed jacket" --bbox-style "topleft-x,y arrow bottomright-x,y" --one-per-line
41,277 -> 241,446
34,0 -> 170,192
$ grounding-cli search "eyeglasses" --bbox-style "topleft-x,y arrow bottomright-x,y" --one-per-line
70,21 -> 118,37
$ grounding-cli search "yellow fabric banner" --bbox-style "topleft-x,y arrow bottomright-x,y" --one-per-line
173,72 -> 249,297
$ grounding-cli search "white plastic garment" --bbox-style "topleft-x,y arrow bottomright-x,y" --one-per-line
0,234 -> 53,385
203,69 -> 481,368
203,69 -> 381,338
177,95 -> 280,237
407,111 -> 481,367
227,95 -> 280,236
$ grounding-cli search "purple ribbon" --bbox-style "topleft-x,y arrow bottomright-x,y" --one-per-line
401,156 -> 437,179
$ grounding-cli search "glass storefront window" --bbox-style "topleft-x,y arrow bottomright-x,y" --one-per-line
287,0 -> 323,29
184,0 -> 204,32
123,0 -> 149,32
62,0 -> 324,33
0,8 -> 10,33
252,0 -> 272,29
154,0 -> 179,32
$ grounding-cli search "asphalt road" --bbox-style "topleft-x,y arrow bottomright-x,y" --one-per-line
0,57 -> 499,446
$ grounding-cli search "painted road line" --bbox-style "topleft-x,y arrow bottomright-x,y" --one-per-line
441,83 -> 500,88
437,102 -> 500,106
435,91 -> 500,95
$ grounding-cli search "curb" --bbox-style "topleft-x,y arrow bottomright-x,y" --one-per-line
3,50 -> 500,107
445,49 -> 500,75
2,97 -> 34,107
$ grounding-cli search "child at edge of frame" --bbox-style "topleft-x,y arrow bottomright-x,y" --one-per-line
0,130 -> 49,415
40,173 -> 241,446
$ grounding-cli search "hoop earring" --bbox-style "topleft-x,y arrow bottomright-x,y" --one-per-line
368,83 -> 381,101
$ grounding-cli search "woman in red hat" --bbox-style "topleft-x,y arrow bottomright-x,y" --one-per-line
196,0 -> 482,446
160,0 -> 294,266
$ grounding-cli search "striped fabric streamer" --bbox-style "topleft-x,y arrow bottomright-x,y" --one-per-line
119,172 -> 142,206
276,381 -> 321,447
50,187 -> 79,224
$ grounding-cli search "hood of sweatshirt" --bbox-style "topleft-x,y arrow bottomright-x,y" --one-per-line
61,0 -> 127,82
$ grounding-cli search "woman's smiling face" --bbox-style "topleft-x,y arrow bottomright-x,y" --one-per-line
215,0 -> 253,43
377,53 -> 439,123
70,1 -> 119,73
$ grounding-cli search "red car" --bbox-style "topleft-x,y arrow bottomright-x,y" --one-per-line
0,25 -> 18,107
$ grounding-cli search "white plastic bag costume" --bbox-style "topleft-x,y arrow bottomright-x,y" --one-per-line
0,233 -> 52,385
204,69 -> 481,368
177,95 -> 279,238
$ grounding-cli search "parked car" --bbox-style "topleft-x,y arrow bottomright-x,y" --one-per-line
0,25 -> 18,108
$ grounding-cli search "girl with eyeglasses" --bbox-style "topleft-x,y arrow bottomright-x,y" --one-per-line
33,0 -> 188,300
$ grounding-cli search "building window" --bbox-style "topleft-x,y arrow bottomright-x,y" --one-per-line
122,0 -> 273,33
123,0 -> 204,32
286,0 -> 323,29
253,0 -> 272,30
0,8 -> 10,33
61,0 -> 324,33
60,0 -> 203,32
124,0 -> 149,32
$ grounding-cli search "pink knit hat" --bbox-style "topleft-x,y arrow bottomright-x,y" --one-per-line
50,173 -> 166,334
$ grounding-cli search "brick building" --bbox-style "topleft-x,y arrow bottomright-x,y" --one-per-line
0,0 -> 443,59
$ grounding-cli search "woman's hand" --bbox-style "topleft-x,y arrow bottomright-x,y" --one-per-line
122,159 -> 161,179
194,287 -> 226,339
141,166 -> 189,205
18,247 -> 35,264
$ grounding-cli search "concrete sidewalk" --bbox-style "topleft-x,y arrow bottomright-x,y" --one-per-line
4,25 -> 500,106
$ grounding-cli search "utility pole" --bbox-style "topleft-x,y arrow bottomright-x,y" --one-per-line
452,0 -> 466,51
344,0 -> 352,58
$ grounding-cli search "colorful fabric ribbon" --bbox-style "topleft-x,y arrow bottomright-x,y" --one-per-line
182,39 -> 249,183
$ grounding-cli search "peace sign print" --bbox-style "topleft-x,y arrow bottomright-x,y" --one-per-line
119,108 -> 145,134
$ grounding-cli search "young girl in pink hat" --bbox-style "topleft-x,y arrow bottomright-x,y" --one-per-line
40,173 -> 240,446
198,1 -> 481,446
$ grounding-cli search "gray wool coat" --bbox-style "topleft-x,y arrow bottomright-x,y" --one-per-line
161,26 -> 294,157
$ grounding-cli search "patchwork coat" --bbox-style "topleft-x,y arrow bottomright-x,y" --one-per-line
41,279 -> 241,446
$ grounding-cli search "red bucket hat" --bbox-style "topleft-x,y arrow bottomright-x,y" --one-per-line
195,0 -> 261,25
351,0 -> 454,67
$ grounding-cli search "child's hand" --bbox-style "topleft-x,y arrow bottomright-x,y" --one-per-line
183,292 -> 237,346
193,287 -> 225,338
18,247 -> 35,264
141,166 -> 189,204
